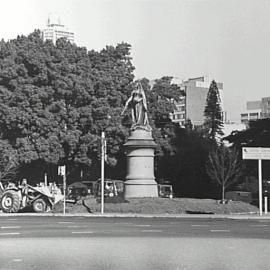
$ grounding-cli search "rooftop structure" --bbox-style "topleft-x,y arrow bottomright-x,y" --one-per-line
42,14 -> 74,44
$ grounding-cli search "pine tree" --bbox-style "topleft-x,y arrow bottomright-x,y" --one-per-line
204,80 -> 224,142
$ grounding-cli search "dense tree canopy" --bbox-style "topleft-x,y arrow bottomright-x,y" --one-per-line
225,119 -> 270,147
156,127 -> 219,198
0,31 -> 135,182
0,31 -> 185,184
0,31 -> 221,198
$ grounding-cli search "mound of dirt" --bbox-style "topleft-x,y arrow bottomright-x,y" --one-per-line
52,197 -> 259,215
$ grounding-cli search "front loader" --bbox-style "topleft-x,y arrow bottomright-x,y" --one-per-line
0,183 -> 63,213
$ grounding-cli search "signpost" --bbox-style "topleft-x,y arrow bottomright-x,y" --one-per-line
58,165 -> 66,214
242,147 -> 270,216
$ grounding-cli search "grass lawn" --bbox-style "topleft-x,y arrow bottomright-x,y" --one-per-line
53,197 -> 259,215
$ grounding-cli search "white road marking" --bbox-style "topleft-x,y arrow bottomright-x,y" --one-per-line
130,224 -> 151,227
13,259 -> 22,262
1,226 -> 21,229
101,229 -> 128,233
7,219 -> 18,221
142,230 -> 162,232
71,231 -> 93,234
0,232 -> 20,236
58,222 -> 74,224
210,230 -> 230,232
191,224 -> 210,227
250,225 -> 268,227
67,225 -> 87,228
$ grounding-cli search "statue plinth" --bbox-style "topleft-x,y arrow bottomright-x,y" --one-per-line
124,128 -> 158,198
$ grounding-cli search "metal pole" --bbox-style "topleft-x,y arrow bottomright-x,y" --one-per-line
258,159 -> 263,216
44,173 -> 47,186
264,196 -> 268,214
63,170 -> 66,215
101,132 -> 105,214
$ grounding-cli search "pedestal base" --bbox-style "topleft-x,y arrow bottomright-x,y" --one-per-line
124,180 -> 158,198
124,129 -> 158,198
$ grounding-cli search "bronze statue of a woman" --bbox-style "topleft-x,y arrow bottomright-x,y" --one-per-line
121,82 -> 151,131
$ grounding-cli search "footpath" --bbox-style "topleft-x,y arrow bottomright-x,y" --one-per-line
1,212 -> 270,220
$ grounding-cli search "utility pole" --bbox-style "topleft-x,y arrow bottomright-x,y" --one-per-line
101,132 -> 106,214
258,159 -> 262,216
58,165 -> 66,214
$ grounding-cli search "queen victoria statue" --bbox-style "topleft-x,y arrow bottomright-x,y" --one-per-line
121,81 -> 158,198
121,82 -> 151,131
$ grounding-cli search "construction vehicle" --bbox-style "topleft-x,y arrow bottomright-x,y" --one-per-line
0,181 -> 64,213
67,181 -> 89,201
158,184 -> 173,198
94,179 -> 124,198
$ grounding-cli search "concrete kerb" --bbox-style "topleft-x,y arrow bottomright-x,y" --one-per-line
0,212 -> 270,220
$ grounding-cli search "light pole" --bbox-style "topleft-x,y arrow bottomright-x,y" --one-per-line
100,114 -> 111,214
101,131 -> 106,214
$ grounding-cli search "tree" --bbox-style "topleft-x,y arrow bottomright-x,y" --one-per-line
206,145 -> 243,202
224,118 -> 270,183
167,128 -> 216,198
204,80 -> 224,142
0,31 -> 187,184
0,31 -> 134,182
0,140 -> 19,183
141,77 -> 184,156
225,118 -> 270,148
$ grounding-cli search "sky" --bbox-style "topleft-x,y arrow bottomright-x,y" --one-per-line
1,0 -> 270,122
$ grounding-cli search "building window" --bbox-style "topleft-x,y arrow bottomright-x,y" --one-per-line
249,113 -> 259,120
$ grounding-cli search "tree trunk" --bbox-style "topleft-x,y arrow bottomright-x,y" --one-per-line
222,185 -> 225,202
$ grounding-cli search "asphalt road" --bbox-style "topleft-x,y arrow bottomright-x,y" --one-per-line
0,216 -> 270,270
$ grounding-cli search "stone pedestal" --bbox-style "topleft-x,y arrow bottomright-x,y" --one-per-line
124,129 -> 158,198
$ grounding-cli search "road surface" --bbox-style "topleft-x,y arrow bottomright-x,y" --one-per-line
0,216 -> 270,270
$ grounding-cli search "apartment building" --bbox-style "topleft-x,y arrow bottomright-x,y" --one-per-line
170,76 -> 225,127
240,97 -> 270,124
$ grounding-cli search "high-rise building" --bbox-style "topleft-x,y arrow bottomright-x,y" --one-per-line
170,76 -> 225,127
240,97 -> 270,124
42,14 -> 74,44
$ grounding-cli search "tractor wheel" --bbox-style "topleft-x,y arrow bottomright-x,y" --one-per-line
33,198 -> 47,213
1,190 -> 21,213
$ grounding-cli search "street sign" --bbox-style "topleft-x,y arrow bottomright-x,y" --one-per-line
242,147 -> 270,216
242,147 -> 270,160
58,165 -> 66,176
